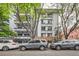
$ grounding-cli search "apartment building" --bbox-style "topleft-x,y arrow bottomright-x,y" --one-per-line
37,9 -> 60,40
13,9 -> 60,41
12,4 -> 60,41
13,14 -> 31,43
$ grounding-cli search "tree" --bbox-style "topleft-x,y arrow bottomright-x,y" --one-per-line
10,3 -> 44,39
0,4 -> 16,37
57,3 -> 79,39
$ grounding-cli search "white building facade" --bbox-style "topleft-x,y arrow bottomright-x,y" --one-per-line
14,21 -> 31,40
37,9 -> 60,38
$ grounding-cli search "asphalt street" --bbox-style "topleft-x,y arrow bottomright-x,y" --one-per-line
0,49 -> 79,56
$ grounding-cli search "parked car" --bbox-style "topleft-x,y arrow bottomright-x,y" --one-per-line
19,39 -> 48,51
0,40 -> 19,51
13,39 -> 31,43
50,39 -> 79,50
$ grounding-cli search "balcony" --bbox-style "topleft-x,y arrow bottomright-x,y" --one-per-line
14,20 -> 27,24
14,36 -> 31,39
41,15 -> 53,19
41,19 -> 53,26
41,24 -> 53,26
14,28 -> 27,31
41,30 -> 53,33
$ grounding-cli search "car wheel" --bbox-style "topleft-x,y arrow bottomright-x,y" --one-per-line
20,46 -> 26,51
55,46 -> 61,50
2,46 -> 9,51
75,45 -> 79,50
40,46 -> 45,51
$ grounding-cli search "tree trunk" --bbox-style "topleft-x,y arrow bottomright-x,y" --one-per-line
65,35 -> 68,39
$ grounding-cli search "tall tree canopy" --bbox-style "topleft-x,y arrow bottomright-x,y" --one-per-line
0,4 -> 16,37
57,3 -> 79,39
10,3 -> 43,39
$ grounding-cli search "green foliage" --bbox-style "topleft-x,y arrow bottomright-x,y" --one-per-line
11,3 -> 41,21
0,4 -> 9,21
40,9 -> 46,14
0,3 -> 45,37
0,3 -> 16,37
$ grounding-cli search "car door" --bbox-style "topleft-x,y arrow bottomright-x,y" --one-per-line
33,40 -> 41,48
69,41 -> 75,48
27,40 -> 41,49
62,41 -> 71,48
3,40 -> 12,48
27,40 -> 36,48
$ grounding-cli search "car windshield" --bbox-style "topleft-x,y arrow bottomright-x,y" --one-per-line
53,40 -> 62,43
29,40 -> 40,43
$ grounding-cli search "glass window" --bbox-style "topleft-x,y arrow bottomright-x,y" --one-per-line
3,41 -> 10,43
41,40 -> 46,42
41,20 -> 48,24
41,33 -> 46,37
48,19 -> 52,24
47,26 -> 52,31
62,41 -> 70,43
18,33 -> 22,36
29,40 -> 40,43
24,34 -> 29,36
18,26 -> 22,29
29,40 -> 35,43
41,26 -> 46,31
34,40 -> 40,43
47,33 -> 52,37
0,40 -> 3,43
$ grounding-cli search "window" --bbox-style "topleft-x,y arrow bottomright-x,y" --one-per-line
47,26 -> 52,31
29,40 -> 35,43
3,41 -> 10,43
48,20 -> 52,24
29,40 -> 40,43
47,33 -> 52,37
41,20 -> 48,24
18,33 -> 22,36
41,40 -> 46,42
0,40 -> 3,43
41,26 -> 46,31
41,33 -> 46,37
34,40 -> 40,43
17,25 -> 22,29
17,24 -> 23,29
62,41 -> 70,43
24,34 -> 29,36
41,20 -> 43,24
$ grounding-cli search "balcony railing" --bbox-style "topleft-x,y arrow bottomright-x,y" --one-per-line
41,30 -> 53,33
41,24 -> 53,26
14,28 -> 27,31
14,20 -> 27,24
14,36 -> 31,39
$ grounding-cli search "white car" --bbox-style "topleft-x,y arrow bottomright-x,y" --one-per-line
0,40 -> 19,51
